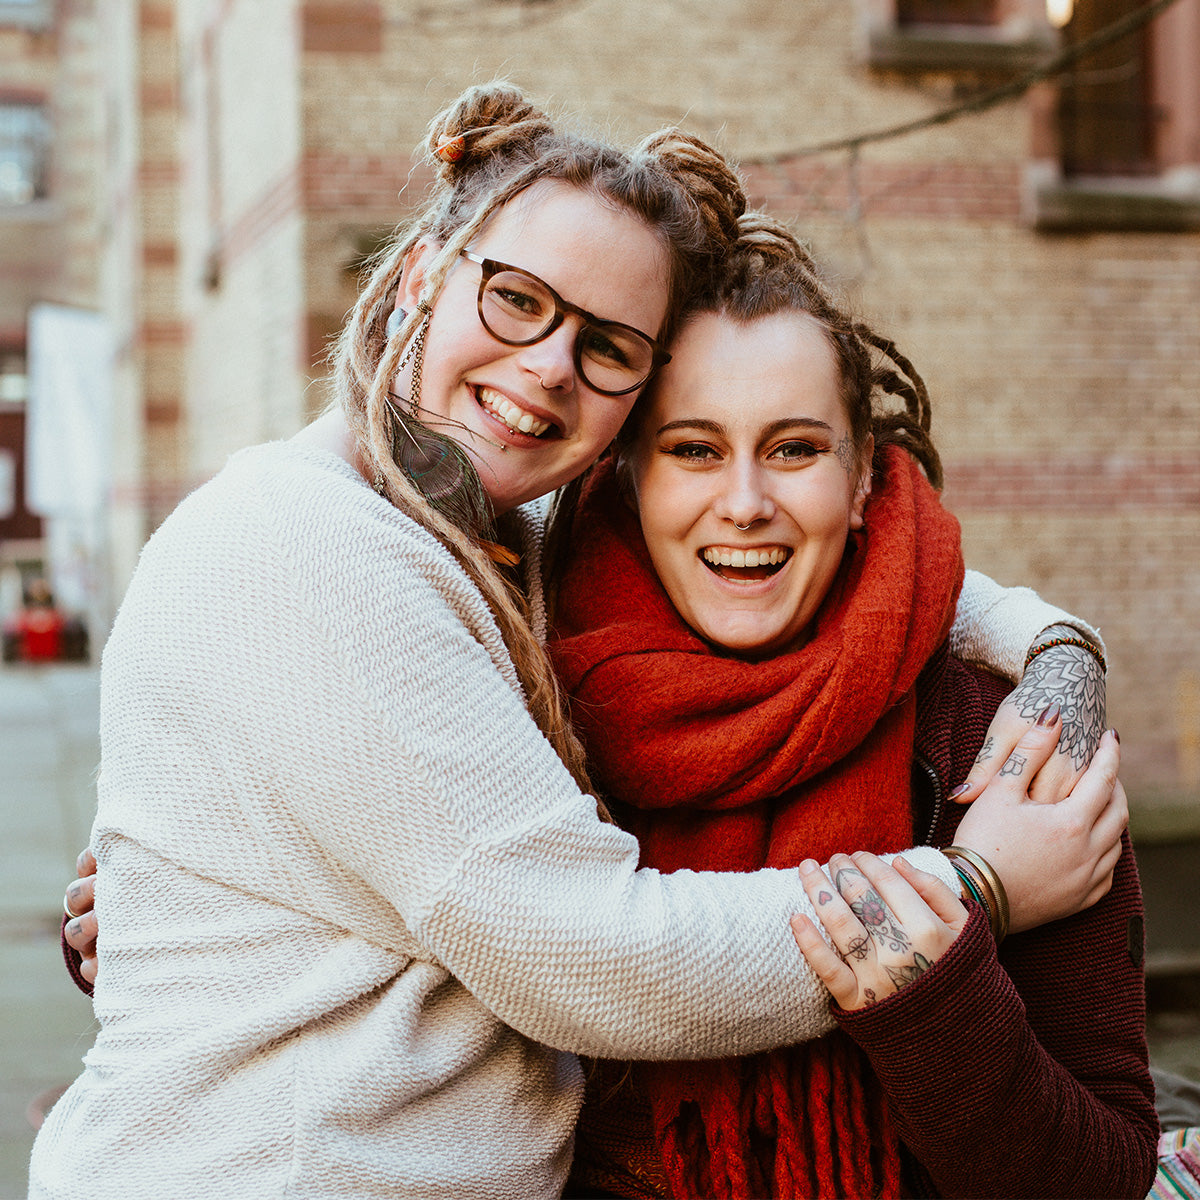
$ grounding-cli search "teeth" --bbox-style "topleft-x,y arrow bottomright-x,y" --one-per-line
703,547 -> 790,568
478,388 -> 551,437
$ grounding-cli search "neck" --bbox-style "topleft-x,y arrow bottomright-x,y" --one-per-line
292,408 -> 380,489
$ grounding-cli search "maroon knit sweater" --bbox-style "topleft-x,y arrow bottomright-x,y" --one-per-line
842,646 -> 1160,1199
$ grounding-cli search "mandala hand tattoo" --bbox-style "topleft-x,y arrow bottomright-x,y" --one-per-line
1011,630 -> 1106,771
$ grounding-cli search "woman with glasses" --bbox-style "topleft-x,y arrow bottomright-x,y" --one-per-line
37,83 -> 1126,1200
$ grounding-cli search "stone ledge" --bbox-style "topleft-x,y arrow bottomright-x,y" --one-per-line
1031,180 -> 1200,233
866,23 -> 1056,73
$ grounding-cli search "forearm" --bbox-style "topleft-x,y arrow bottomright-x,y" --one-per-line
836,852 -> 1157,1198
419,826 -> 960,1062
953,569 -> 1104,682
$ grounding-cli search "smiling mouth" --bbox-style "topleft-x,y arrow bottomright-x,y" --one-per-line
476,386 -> 554,438
701,546 -> 792,581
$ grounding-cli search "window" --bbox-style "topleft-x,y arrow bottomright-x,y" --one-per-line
864,0 -> 1056,73
897,0 -> 999,24
0,351 -> 28,404
0,102 -> 50,207
0,348 -> 41,543
1058,0 -> 1157,176
0,0 -> 53,32
1029,0 -> 1200,231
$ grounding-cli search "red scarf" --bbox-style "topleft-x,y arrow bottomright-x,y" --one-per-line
550,445 -> 964,1199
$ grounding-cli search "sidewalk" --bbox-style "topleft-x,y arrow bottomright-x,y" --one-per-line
0,664 -> 99,1199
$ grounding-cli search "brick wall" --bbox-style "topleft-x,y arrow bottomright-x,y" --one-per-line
175,0 -> 307,480
142,0 -> 1200,798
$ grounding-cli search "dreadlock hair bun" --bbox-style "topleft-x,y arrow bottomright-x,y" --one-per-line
423,82 -> 556,187
731,211 -> 807,266
637,130 -> 747,274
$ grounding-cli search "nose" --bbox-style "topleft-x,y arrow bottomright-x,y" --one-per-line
716,457 -> 775,530
516,318 -> 579,392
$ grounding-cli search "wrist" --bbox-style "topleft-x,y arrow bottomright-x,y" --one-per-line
1025,624 -> 1106,674
943,846 -> 1010,942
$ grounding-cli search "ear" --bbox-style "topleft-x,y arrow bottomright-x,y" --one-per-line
849,434 -> 873,531
395,238 -> 439,312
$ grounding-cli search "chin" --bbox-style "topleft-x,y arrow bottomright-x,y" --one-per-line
700,626 -> 786,660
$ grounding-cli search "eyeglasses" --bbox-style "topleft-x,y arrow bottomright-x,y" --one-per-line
459,250 -> 671,397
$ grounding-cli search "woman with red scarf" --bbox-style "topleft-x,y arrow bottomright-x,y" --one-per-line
551,214 -> 1157,1199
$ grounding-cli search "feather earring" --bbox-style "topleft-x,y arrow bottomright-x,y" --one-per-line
380,305 -> 492,536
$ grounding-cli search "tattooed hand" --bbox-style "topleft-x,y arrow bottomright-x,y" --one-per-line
790,853 -> 967,1011
955,723 -> 1126,932
954,625 -> 1106,806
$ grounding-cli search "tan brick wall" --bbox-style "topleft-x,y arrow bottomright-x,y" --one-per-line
175,0 -> 307,481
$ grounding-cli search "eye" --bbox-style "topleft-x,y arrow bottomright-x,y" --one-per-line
666,441 -> 719,462
487,281 -> 547,320
580,326 -> 633,368
771,440 -> 820,462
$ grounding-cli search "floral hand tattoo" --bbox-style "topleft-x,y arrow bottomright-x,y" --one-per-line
1011,627 -> 1106,771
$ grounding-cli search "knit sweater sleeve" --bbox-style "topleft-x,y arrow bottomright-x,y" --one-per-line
834,838 -> 1158,1199
243,447 -> 870,1063
951,568 -> 1104,682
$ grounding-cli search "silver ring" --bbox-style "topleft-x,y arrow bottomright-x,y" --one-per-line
734,522 -> 753,531
63,893 -> 80,921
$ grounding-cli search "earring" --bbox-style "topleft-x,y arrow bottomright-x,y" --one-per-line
401,303 -> 431,416
385,306 -> 406,340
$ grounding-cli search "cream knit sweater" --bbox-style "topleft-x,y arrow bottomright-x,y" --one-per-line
29,442 -> 1093,1200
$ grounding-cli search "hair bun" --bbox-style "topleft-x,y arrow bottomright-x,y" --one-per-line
734,211 -> 807,264
638,130 -> 746,261
424,82 -> 555,184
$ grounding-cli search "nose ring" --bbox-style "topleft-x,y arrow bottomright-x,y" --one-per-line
734,521 -> 754,531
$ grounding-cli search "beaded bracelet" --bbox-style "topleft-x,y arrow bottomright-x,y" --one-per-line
1024,635 -> 1106,675
944,846 -> 1011,943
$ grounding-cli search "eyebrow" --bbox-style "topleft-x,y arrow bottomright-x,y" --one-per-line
655,417 -> 837,439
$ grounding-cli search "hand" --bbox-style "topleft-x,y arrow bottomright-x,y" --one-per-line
790,852 -> 968,1011
953,721 -> 1125,933
64,847 -> 98,985
952,627 -> 1106,806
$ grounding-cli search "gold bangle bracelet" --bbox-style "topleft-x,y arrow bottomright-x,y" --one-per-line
946,854 -> 998,937
945,846 -> 1010,942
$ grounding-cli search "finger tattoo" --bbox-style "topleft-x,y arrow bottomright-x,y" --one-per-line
837,868 -> 912,954
999,753 -> 1026,778
845,934 -> 871,962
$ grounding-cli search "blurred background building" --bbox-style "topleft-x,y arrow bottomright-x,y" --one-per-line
2,0 -> 1198,805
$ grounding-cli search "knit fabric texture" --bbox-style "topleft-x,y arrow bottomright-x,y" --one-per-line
837,651 -> 1159,1199
31,441 -> 915,1200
